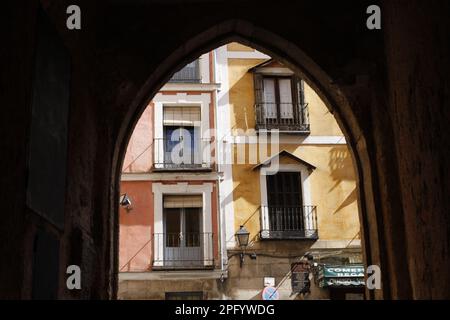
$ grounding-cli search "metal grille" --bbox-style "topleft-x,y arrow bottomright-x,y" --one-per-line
153,232 -> 214,269
153,137 -> 212,170
260,205 -> 318,240
255,102 -> 310,132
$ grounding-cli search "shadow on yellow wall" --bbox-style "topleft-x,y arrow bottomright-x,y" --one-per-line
228,59 -> 267,132
328,147 -> 357,215
230,75 -> 255,131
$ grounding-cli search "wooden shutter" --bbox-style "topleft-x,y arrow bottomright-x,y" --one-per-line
163,106 -> 201,126
292,76 -> 306,124
253,73 -> 264,124
253,73 -> 264,104
291,76 -> 303,104
267,172 -> 302,207
163,195 -> 203,208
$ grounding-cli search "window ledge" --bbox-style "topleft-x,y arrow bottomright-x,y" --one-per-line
152,167 -> 213,173
119,269 -> 225,281
256,129 -> 311,135
260,230 -> 319,241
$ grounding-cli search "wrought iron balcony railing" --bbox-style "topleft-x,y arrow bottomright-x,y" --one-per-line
153,232 -> 214,269
255,102 -> 310,133
260,205 -> 318,240
153,137 -> 213,170
168,59 -> 201,83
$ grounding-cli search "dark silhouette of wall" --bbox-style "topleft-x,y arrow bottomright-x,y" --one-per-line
0,0 -> 449,299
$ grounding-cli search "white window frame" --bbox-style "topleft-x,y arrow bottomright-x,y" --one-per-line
259,163 -> 313,232
152,182 -> 213,267
153,93 -> 211,167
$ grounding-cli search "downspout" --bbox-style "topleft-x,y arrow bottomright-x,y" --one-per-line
212,48 -> 225,274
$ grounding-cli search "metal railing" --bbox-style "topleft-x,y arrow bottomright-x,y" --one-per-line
168,59 -> 201,83
153,137 -> 213,170
153,232 -> 214,269
260,205 -> 318,240
255,102 -> 310,132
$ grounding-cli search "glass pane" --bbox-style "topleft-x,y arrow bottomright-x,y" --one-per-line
263,78 -> 277,118
189,126 -> 202,165
164,126 -> 181,164
279,79 -> 293,119
165,208 -> 181,247
266,175 -> 276,205
181,126 -> 195,165
282,172 -> 301,206
184,208 -> 200,247
164,126 -> 199,165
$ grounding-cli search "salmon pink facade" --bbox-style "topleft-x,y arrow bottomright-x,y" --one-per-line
118,52 -> 226,299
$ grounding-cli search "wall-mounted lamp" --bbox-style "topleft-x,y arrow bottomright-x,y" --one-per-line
235,225 -> 250,268
119,193 -> 133,212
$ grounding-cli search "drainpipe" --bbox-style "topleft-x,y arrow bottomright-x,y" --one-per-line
210,49 -> 224,271
212,48 -> 225,275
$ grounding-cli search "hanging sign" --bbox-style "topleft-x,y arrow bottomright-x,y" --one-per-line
291,261 -> 311,294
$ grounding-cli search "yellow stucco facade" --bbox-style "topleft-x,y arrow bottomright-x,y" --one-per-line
227,43 -> 360,244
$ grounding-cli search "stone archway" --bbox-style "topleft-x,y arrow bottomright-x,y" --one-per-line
5,0 -> 449,300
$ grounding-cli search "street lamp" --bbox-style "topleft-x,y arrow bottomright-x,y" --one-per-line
235,225 -> 250,267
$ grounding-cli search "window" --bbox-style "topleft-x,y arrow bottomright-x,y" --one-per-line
155,106 -> 207,169
152,194 -> 214,269
169,59 -> 201,83
262,77 -> 294,119
254,74 -> 309,132
164,195 -> 202,249
267,171 -> 303,208
261,171 -> 318,239
162,195 -> 203,267
163,125 -> 198,166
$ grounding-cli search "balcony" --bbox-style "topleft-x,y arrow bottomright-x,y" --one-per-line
260,205 -> 318,240
153,137 -> 213,171
255,102 -> 310,133
168,59 -> 201,83
153,232 -> 214,270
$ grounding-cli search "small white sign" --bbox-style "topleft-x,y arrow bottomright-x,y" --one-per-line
264,277 -> 275,287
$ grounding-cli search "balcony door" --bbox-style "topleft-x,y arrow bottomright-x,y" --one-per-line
163,195 -> 202,267
263,77 -> 294,120
266,172 -> 304,233
254,73 -> 309,132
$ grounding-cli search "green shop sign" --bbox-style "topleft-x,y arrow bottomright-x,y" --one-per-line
321,265 -> 364,278
317,265 -> 365,288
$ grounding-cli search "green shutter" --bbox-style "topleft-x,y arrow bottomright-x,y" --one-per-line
253,73 -> 264,126
293,76 -> 305,106
254,73 -> 264,104
293,76 -> 308,127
